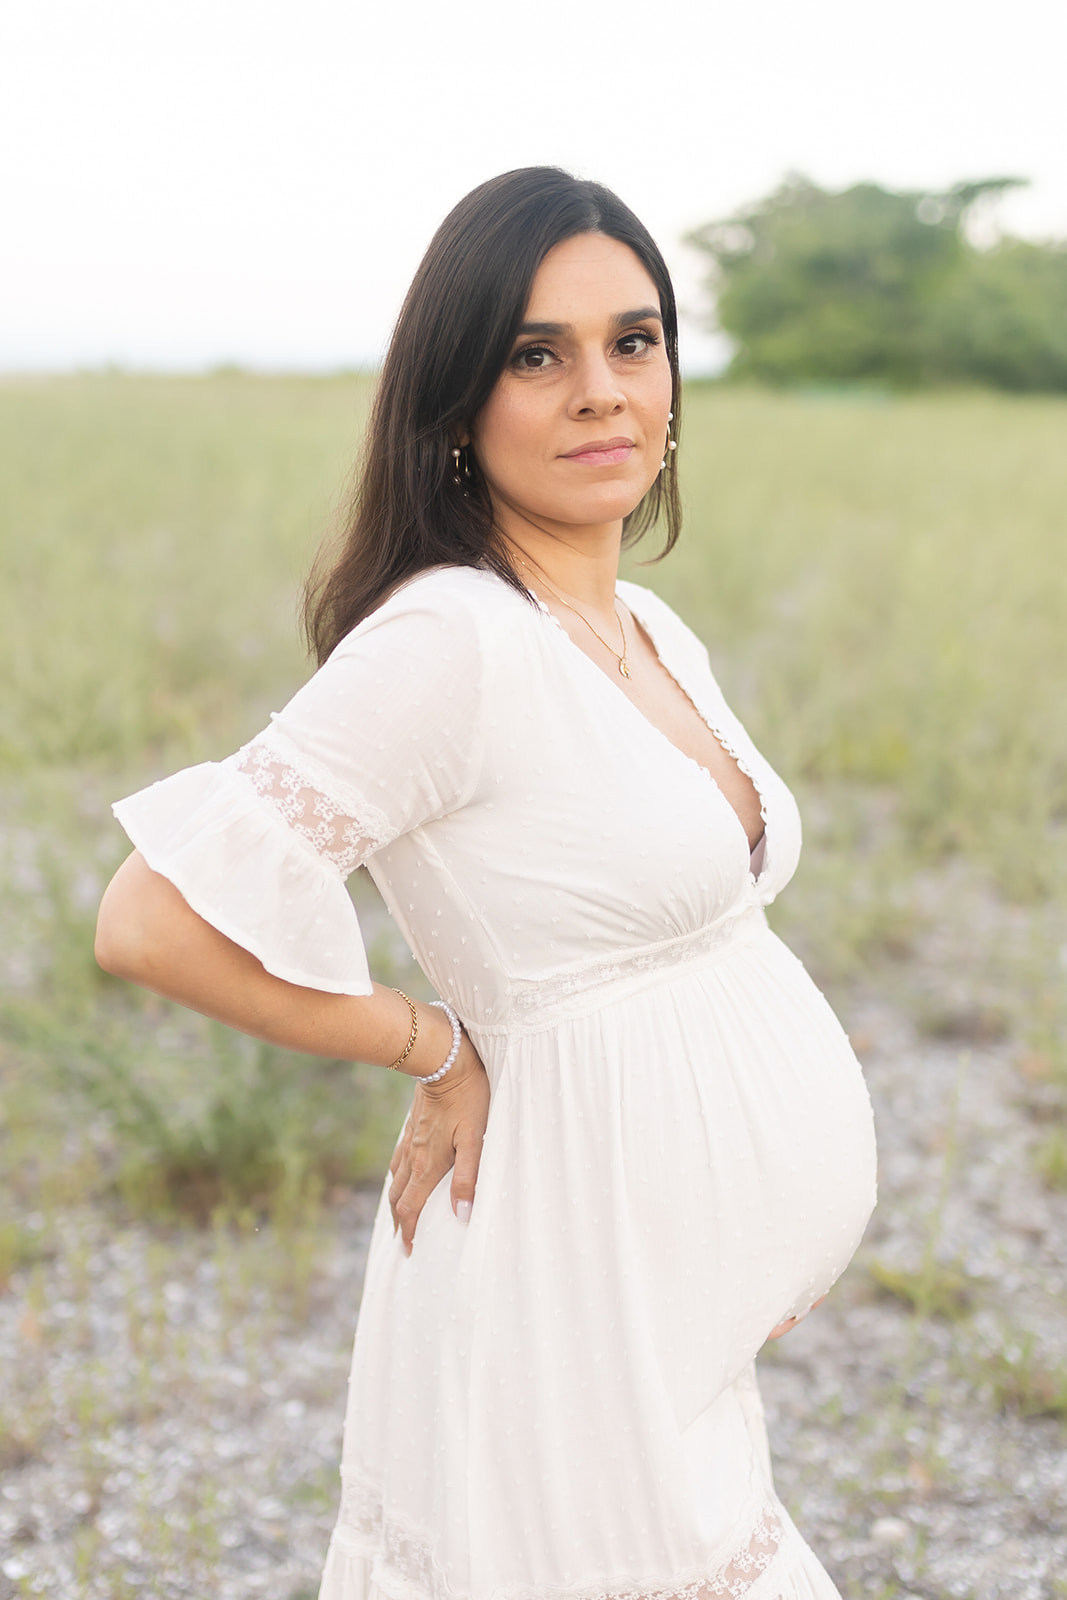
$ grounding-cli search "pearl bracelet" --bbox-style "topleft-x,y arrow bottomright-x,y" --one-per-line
414,1000 -> 463,1085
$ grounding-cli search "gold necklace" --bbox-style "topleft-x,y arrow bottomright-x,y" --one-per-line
517,557 -> 631,678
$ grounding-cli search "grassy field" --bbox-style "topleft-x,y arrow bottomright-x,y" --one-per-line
1,375 -> 1066,1594
2,372 -> 1065,1210
2,373 -> 1067,1215
3,375 -> 1065,872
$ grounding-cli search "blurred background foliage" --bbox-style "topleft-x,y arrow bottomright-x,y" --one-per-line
2,175 -> 1066,1230
689,174 -> 1067,390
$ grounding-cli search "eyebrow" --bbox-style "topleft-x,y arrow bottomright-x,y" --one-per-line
516,306 -> 663,337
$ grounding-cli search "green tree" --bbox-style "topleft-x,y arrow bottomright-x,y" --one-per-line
687,175 -> 1067,391
930,238 -> 1067,390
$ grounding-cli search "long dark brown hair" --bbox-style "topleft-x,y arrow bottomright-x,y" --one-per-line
304,167 -> 682,664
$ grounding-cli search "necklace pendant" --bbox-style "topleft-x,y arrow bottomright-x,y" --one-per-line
619,659 -> 631,679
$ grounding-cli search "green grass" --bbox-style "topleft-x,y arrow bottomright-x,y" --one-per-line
864,1255 -> 980,1321
0,372 -> 372,770
1034,1129 -> 1067,1191
972,1329 -> 1067,1420
2,374 -> 1065,1220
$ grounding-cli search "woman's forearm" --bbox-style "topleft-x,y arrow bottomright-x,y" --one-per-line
94,850 -> 453,1075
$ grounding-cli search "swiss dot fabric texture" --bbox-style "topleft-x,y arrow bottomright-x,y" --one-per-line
114,566 -> 877,1600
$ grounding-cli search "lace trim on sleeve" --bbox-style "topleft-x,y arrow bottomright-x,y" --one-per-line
231,734 -> 395,878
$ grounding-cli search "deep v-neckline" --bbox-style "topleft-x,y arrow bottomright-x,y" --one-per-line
528,585 -> 768,879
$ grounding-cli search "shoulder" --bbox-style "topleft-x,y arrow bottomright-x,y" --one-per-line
616,578 -> 685,628
617,579 -> 711,667
402,563 -> 533,626
330,565 -> 529,663
617,579 -> 735,713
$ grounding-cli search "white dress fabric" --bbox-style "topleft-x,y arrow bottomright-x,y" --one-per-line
114,565 -> 878,1600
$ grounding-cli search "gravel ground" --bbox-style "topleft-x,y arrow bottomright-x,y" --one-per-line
3,887 -> 1066,1600
762,995 -> 1067,1600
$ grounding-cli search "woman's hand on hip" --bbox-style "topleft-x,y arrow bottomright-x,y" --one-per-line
388,1034 -> 489,1255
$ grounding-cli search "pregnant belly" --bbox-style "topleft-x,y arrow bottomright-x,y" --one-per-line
473,925 -> 877,1428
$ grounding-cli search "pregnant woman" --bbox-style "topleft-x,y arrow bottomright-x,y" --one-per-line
96,167 -> 877,1600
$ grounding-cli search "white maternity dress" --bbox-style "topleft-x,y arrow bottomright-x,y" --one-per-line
114,564 -> 878,1600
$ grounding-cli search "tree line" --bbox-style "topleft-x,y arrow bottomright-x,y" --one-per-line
688,176 -> 1067,390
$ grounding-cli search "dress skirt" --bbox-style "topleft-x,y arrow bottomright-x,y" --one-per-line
318,910 -> 876,1600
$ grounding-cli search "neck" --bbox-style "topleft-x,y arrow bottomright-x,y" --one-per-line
495,504 -> 623,612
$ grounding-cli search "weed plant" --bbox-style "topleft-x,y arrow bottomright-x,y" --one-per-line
969,1326 -> 1067,1420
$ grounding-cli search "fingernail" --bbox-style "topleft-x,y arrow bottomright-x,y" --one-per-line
456,1200 -> 472,1225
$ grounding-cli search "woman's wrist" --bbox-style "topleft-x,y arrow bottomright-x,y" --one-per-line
386,990 -> 460,1081
416,1001 -> 462,1083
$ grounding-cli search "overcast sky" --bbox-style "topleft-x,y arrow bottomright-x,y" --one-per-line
2,0 -> 1065,373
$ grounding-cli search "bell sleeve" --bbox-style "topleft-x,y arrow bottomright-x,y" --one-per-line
112,573 -> 485,995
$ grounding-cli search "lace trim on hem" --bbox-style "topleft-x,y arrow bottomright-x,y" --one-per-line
332,1475 -> 785,1600
229,732 -> 395,877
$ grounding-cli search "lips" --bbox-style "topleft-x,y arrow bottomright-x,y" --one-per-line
561,437 -> 635,464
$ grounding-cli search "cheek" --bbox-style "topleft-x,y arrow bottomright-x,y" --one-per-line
474,385 -> 551,482
647,361 -> 674,416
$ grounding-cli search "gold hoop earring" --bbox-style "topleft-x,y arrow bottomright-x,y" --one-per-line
660,411 -> 678,472
451,445 -> 471,486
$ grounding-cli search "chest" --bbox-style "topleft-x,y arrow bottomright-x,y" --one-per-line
620,640 -> 765,852
372,596 -> 801,992
426,628 -> 760,958
540,601 -> 766,853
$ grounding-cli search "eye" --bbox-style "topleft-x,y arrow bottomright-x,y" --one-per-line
616,330 -> 660,357
512,344 -> 559,371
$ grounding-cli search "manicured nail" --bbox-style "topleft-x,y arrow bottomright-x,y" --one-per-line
456,1200 -> 472,1225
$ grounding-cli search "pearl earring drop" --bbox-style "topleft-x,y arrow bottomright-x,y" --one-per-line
660,412 -> 678,471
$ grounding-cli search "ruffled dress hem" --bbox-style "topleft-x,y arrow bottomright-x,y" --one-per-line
317,1498 -> 843,1600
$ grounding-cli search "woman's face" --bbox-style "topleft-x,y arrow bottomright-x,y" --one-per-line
470,233 -> 673,543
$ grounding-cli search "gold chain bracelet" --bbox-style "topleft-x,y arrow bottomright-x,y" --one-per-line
389,988 -> 419,1072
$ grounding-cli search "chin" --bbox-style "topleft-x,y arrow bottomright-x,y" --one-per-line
544,483 -> 653,528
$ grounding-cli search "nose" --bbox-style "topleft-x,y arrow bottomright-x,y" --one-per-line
568,348 -> 625,418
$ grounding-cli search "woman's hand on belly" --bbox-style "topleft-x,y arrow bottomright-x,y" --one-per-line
388,1036 -> 490,1256
765,1293 -> 828,1341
